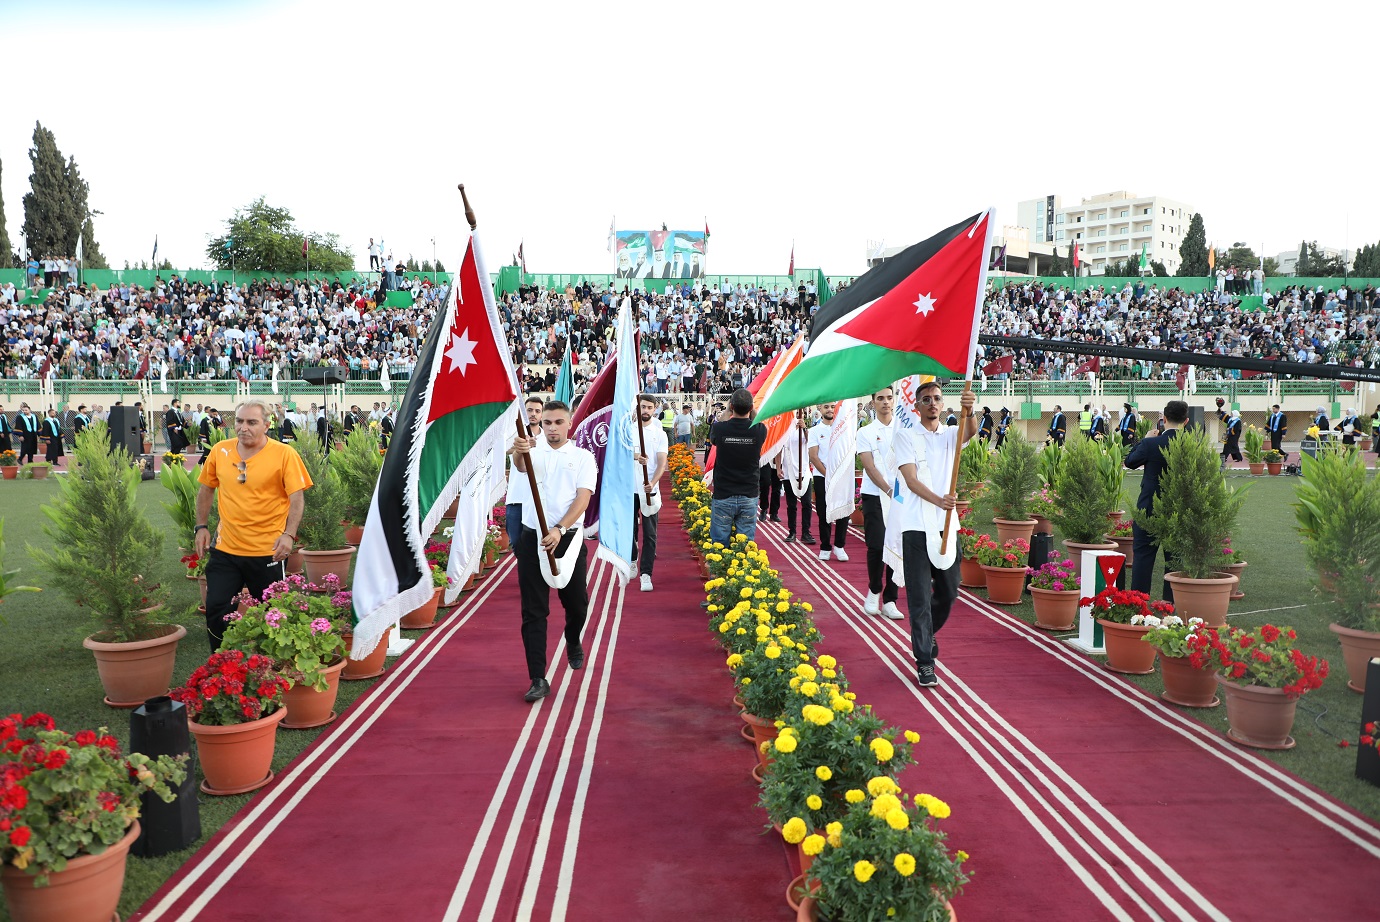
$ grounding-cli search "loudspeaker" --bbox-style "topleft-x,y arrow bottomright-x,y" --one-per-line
107,406 -> 143,457
302,366 -> 348,385
1186,405 -> 1206,433
129,697 -> 201,857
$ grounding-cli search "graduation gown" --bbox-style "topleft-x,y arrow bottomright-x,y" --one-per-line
42,417 -> 64,462
16,413 -> 40,458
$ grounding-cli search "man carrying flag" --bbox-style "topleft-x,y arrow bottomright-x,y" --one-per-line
857,385 -> 902,619
631,395 -> 668,592
808,402 -> 850,562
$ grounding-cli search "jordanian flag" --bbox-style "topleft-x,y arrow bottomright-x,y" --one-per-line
350,230 -> 518,658
756,211 -> 993,420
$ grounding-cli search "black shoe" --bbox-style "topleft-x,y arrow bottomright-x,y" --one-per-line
758,512 -> 766,522
769,514 -> 781,524
568,644 -> 584,670
524,678 -> 550,702
784,533 -> 796,543
916,666 -> 939,688
701,599 -> 710,609
802,533 -> 817,545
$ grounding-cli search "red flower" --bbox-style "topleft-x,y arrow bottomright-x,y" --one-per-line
8,826 -> 31,847
1339,740 -> 1351,748
1259,624 -> 1280,643
97,735 -> 120,752
21,714 -> 54,731
43,749 -> 68,771
74,730 -> 97,747
1237,634 -> 1254,649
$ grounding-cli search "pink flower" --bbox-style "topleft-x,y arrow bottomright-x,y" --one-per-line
265,608 -> 285,628
310,618 -> 332,634
1052,580 -> 1065,591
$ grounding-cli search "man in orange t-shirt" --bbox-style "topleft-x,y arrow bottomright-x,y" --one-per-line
195,400 -> 313,651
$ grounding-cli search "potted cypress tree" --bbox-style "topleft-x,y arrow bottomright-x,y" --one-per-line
987,430 -> 1041,544
1051,433 -> 1118,552
296,441 -> 354,585
330,427 -> 383,545
29,425 -> 185,707
1137,427 -> 1248,626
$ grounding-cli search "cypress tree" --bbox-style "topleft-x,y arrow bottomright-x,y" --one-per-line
20,122 -> 105,262
1176,213 -> 1208,276
0,157 -> 12,266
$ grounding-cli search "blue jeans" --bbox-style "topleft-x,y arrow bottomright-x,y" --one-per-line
710,494 -> 757,545
506,503 -> 523,544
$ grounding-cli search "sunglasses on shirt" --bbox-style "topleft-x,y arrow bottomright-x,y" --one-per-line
235,460 -> 247,483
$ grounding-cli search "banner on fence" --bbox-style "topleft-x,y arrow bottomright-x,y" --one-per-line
613,230 -> 706,279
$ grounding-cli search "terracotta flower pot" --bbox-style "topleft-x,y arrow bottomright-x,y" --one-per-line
82,624 -> 188,708
1216,675 -> 1298,749
1329,622 -> 1380,694
281,658 -> 347,729
993,517 -> 1036,545
301,546 -> 356,585
0,821 -> 140,922
740,710 -> 779,769
400,586 -> 444,629
1163,572 -> 1237,628
698,558 -> 711,579
1223,561 -> 1246,600
958,555 -> 986,589
1097,619 -> 1156,674
342,523 -> 365,546
980,565 -> 1025,605
1030,587 -> 1080,630
0,466 -> 17,480
1266,462 -> 1282,475
797,895 -> 956,922
197,576 -> 208,607
496,531 -> 510,554
1248,462 -> 1265,475
1031,514 -> 1052,535
1063,539 -> 1117,556
189,707 -> 287,795
343,627 -> 392,680
1106,535 -> 1135,568
30,466 -> 49,480
1158,654 -> 1219,707
849,508 -> 864,526
1106,510 -> 1125,524
484,546 -> 497,569
286,546 -> 303,574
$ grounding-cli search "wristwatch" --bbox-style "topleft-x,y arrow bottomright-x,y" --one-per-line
554,525 -> 567,535
195,525 -> 209,533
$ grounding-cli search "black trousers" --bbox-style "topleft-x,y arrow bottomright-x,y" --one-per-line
632,498 -> 658,577
1129,520 -> 1176,603
759,466 -> 780,516
784,476 -> 812,535
901,531 -> 959,668
860,494 -> 898,603
812,475 -> 847,551
1269,432 -> 1284,453
1221,439 -> 1242,462
516,526 -> 588,681
204,548 -> 287,652
18,434 -> 37,464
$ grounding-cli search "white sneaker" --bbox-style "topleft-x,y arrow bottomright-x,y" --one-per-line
833,547 -> 850,562
863,591 -> 880,615
882,602 -> 905,621
819,550 -> 832,561
639,574 -> 653,592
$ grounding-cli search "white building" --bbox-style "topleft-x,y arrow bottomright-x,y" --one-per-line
1274,245 -> 1351,276
1016,191 -> 1196,275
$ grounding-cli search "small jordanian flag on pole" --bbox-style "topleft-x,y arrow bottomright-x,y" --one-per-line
350,226 -> 518,658
756,211 -> 994,420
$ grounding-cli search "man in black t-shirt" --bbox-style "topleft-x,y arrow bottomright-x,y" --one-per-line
709,388 -> 766,546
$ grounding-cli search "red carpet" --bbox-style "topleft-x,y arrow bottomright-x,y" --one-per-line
753,516 -> 1380,921
133,506 -> 793,921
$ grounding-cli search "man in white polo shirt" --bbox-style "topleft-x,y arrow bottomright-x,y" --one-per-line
632,394 -> 669,592
510,399 -> 598,703
857,385 -> 901,620
808,403 -> 848,562
504,396 -> 544,544
894,381 -> 976,688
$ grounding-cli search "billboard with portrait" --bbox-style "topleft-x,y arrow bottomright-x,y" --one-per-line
613,229 -> 706,280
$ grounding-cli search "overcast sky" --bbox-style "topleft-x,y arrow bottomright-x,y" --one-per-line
3,0 -> 1377,276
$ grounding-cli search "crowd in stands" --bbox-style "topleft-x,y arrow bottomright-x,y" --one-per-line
2,268 -> 1378,391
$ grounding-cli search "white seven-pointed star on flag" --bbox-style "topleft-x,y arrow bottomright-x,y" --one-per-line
913,292 -> 937,316
444,328 -> 478,375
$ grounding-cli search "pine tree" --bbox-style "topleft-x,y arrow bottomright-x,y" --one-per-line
0,157 -> 12,267
80,216 -> 109,269
20,122 -> 105,262
1352,242 -> 1380,277
1176,214 -> 1208,276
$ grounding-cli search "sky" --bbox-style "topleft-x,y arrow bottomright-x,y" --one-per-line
3,0 -> 1378,277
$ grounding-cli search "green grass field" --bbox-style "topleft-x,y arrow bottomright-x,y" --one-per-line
0,477 -> 397,920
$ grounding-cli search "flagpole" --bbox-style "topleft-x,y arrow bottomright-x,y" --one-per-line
461,182 -> 560,577
630,302 -> 654,503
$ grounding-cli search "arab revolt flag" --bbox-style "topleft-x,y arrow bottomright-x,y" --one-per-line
756,211 -> 994,420
350,230 -> 518,658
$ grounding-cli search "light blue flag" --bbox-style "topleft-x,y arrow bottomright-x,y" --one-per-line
554,339 -> 574,406
596,297 -> 638,583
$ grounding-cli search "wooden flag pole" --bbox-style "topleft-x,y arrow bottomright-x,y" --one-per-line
939,379 -> 973,555
461,183 -> 560,577
796,408 -> 806,493
629,302 -> 653,500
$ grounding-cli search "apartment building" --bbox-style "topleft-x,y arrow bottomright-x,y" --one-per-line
1016,191 -> 1196,275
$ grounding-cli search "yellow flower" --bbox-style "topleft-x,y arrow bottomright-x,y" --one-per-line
725,653 -> 743,668
773,734 -> 798,754
740,677 -> 751,684
867,776 -> 899,796
816,654 -> 837,669
779,636 -> 796,649
740,587 -> 753,599
885,808 -> 910,830
801,602 -> 813,612
815,765 -> 833,781
755,624 -> 770,639
904,730 -> 920,744
795,664 -> 817,680
914,793 -> 952,819
806,795 -> 823,810
853,860 -> 876,883
775,601 -> 789,613
801,704 -> 834,726
956,850 -> 969,862
871,793 -> 903,819
735,627 -> 746,635
821,668 -> 837,679
753,589 -> 768,599
870,738 -> 895,762
826,821 -> 842,837
893,852 -> 916,877
801,834 -> 825,856
830,696 -> 854,713
800,681 -> 819,697
781,817 -> 808,844
845,789 -> 866,804
789,676 -> 802,691
764,645 -> 781,660
718,622 -> 729,632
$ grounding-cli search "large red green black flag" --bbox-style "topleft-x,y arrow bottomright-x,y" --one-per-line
755,211 -> 993,420
350,231 -> 518,657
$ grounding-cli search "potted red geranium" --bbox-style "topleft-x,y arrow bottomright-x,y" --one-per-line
974,535 -> 1028,605
1205,624 -> 1328,749
0,713 -> 185,922
1081,587 -> 1174,674
171,650 -> 290,796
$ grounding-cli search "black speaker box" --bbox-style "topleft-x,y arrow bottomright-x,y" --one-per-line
302,366 -> 349,385
129,697 -> 201,857
1186,405 -> 1206,433
106,406 -> 143,457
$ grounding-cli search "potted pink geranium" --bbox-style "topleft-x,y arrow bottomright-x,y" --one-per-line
1026,553 -> 1080,630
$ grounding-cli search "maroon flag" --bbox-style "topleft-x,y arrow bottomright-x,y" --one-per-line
982,355 -> 1014,376
1175,365 -> 1188,390
236,370 -> 249,385
1073,356 -> 1100,376
302,236 -> 309,256
38,353 -> 52,379
1072,242 -> 1082,269
787,244 -> 795,277
517,242 -> 526,276
1240,369 -> 1265,380
569,348 -> 623,533
133,353 -> 151,380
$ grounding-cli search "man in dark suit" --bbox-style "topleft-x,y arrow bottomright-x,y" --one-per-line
72,405 -> 91,439
1047,405 -> 1067,445
165,399 -> 187,453
0,406 -> 12,453
1266,404 -> 1287,459
1125,399 -> 1189,602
